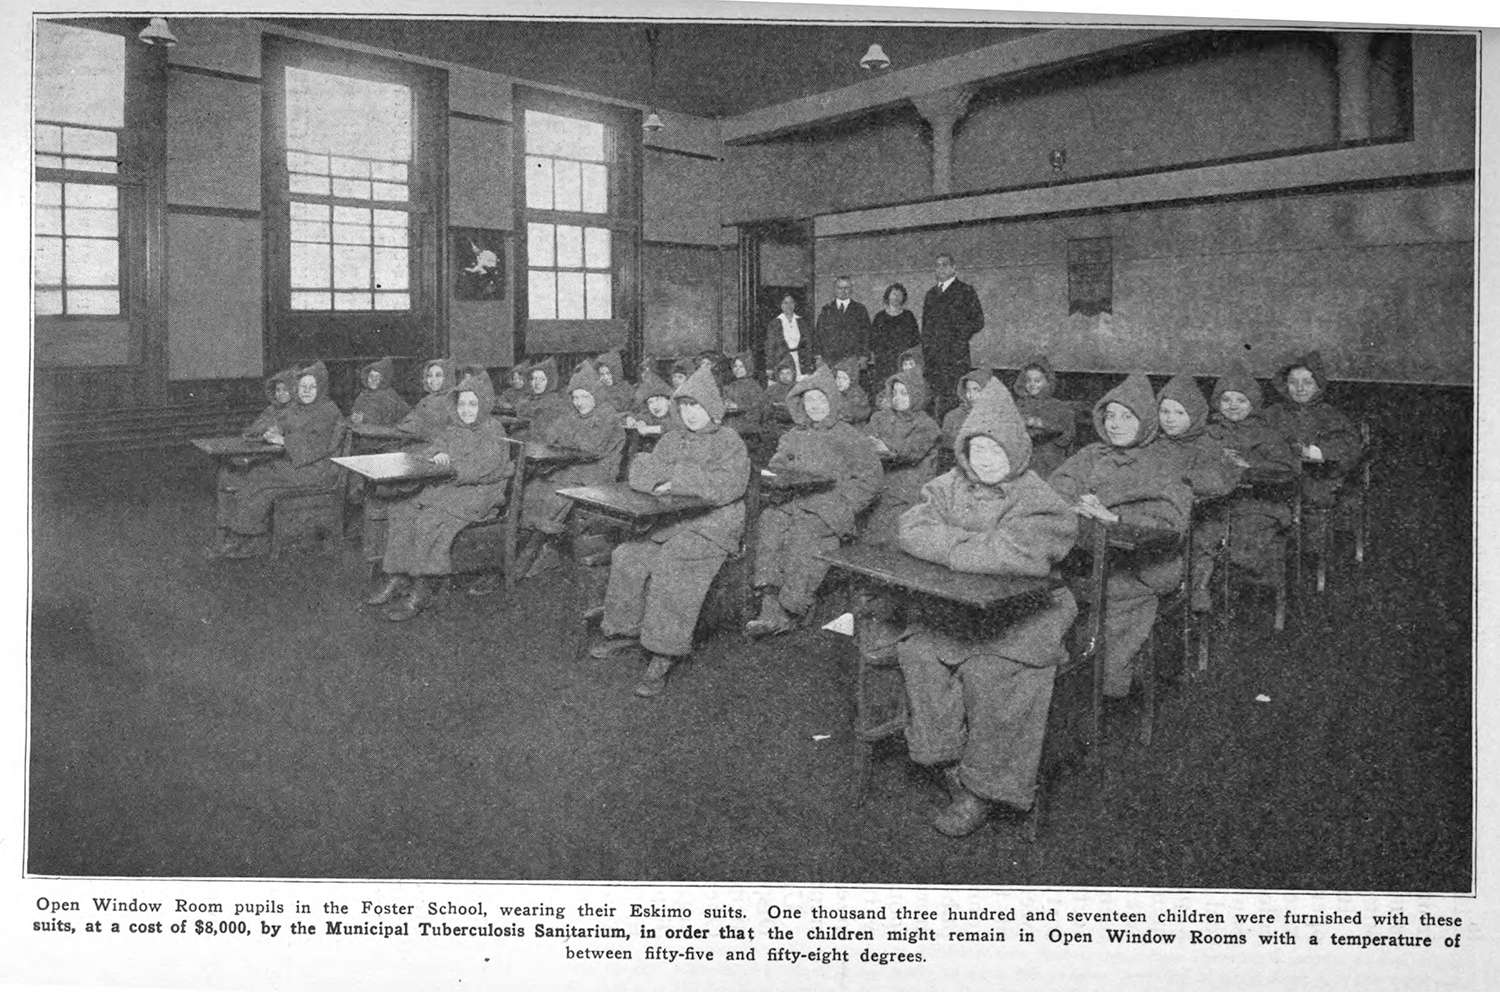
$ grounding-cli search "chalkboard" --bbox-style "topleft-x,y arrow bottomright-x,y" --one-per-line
642,244 -> 723,357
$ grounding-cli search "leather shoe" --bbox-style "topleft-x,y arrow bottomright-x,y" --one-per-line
384,578 -> 432,622
634,656 -> 675,697
744,597 -> 793,639
589,636 -> 641,660
934,785 -> 993,838
365,574 -> 408,605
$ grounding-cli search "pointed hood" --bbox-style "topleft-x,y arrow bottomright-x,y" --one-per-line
1091,372 -> 1159,448
293,360 -> 330,404
957,367 -> 996,410
671,356 -> 697,381
453,370 -> 496,429
530,356 -> 559,395
731,350 -> 756,380
1156,373 -> 1210,442
1211,362 -> 1265,416
421,357 -> 457,395
774,353 -> 798,379
358,356 -> 395,391
635,368 -> 673,406
1013,354 -> 1058,400
786,362 -> 841,428
880,368 -> 930,416
264,366 -> 297,404
898,345 -> 924,374
506,361 -> 530,391
594,349 -> 623,383
1279,350 -> 1329,403
673,364 -> 726,423
567,359 -> 603,399
956,377 -> 1032,483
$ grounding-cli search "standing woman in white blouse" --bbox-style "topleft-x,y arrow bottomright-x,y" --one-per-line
764,293 -> 814,383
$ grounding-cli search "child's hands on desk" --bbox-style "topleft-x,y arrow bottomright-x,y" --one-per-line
653,481 -> 672,495
1302,444 -> 1323,462
1074,494 -> 1119,524
432,452 -> 451,468
263,429 -> 285,446
351,412 -> 365,424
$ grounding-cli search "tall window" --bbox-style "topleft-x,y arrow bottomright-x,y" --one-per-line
525,111 -> 612,320
33,22 -> 126,317
283,67 -> 413,312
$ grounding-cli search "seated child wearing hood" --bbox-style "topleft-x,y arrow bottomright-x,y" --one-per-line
1262,350 -> 1362,513
593,350 -> 635,412
940,368 -> 996,452
1155,373 -> 1243,503
367,371 -> 515,621
1192,364 -> 1300,609
351,356 -> 411,427
625,368 -> 679,445
497,363 -> 528,411
896,378 -> 1079,837
862,369 -> 941,546
723,351 -> 768,417
398,358 -> 457,441
833,356 -> 872,425
515,357 -> 571,441
516,362 -> 626,577
1012,356 -> 1077,480
669,357 -> 696,392
243,367 -> 295,439
745,364 -> 884,638
1048,372 -> 1194,701
765,355 -> 798,408
590,366 -> 751,697
210,361 -> 345,559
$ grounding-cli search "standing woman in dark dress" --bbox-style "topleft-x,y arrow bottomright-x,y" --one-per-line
870,283 -> 920,385
765,293 -> 814,382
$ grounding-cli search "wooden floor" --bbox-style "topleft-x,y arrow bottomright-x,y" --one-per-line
26,430 -> 1472,890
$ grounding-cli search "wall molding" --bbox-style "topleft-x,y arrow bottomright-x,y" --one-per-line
167,203 -> 263,220
168,62 -> 261,86
645,145 -> 723,163
449,109 -> 512,127
643,239 -> 722,251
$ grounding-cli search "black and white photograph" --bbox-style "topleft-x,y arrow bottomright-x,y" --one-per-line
12,1 -> 1491,987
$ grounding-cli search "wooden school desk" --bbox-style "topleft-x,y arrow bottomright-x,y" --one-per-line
192,435 -> 284,461
333,452 -> 455,574
1223,465 -> 1299,630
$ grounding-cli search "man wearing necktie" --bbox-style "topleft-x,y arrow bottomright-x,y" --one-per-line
815,275 -> 871,368
919,252 -> 985,421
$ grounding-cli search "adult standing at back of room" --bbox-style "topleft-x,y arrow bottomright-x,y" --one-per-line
869,282 -> 920,385
919,252 -> 985,422
815,275 -> 870,368
765,293 -> 814,382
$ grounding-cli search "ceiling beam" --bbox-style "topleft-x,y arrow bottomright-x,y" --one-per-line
721,27 -> 1186,145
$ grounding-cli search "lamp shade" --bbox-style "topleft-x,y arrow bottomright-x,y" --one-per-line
643,110 -> 665,132
138,16 -> 178,47
859,43 -> 890,70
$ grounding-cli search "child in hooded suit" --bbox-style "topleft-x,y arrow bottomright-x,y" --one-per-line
766,354 -> 798,408
940,368 -> 996,452
211,360 -> 345,559
350,356 -> 412,427
1192,364 -> 1300,608
593,349 -> 636,412
210,367 -> 296,554
515,357 -> 572,441
516,362 -> 626,576
862,368 -> 941,546
368,371 -> 515,620
1012,355 -> 1076,480
896,378 -> 1079,837
745,364 -> 884,637
497,363 -> 528,411
243,367 -> 296,439
1048,372 -> 1194,700
626,368 -> 680,444
1262,350 -> 1362,513
398,358 -> 457,441
590,366 -> 751,697
833,355 -> 872,425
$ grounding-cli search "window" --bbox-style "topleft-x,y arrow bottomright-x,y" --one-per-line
33,22 -> 126,317
283,67 -> 413,312
524,111 -> 612,320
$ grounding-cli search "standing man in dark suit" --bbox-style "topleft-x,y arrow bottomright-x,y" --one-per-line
920,252 -> 985,421
814,275 -> 871,368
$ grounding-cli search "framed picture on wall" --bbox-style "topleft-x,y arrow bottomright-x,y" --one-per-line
453,227 -> 507,301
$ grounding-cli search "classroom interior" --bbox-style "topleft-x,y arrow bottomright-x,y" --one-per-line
28,13 -> 1474,890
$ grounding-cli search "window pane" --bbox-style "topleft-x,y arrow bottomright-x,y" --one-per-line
555,272 -> 585,319
581,163 -> 608,213
370,160 -> 407,182
372,208 -> 406,227
528,270 -> 556,319
374,292 -> 410,310
291,291 -> 331,310
36,154 -> 63,170
370,182 -> 408,202
289,174 -> 331,197
527,223 -> 554,267
584,227 -> 611,269
526,156 -> 554,210
287,150 -> 328,175
373,247 -> 408,291
333,205 -> 371,225
555,225 -> 583,268
586,273 -> 612,319
373,226 -> 408,248
36,124 -> 61,154
34,235 -> 62,284
332,178 -> 372,200
329,156 -> 369,178
524,111 -> 606,161
36,206 -> 62,236
553,159 -> 582,212
64,158 -> 118,174
290,201 -> 330,221
36,181 -> 61,206
289,242 -> 330,288
290,220 -> 331,243
334,292 -> 372,310
285,67 -> 411,161
35,289 -> 63,316
333,223 -> 371,245
35,23 -> 125,128
65,208 -> 117,238
63,127 -> 116,157
65,238 -> 118,286
65,183 -> 116,208
67,289 -> 119,315
333,245 -> 371,289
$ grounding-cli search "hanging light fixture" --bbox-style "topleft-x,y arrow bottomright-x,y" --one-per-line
138,16 -> 179,48
643,26 -> 665,133
859,43 -> 890,71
